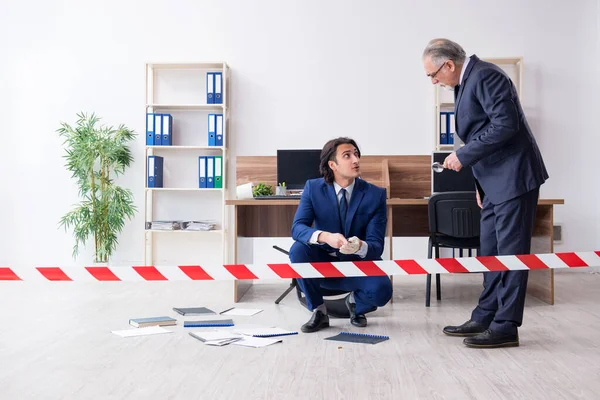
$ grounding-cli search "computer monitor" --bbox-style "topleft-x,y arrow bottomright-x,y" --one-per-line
431,151 -> 476,193
277,149 -> 322,190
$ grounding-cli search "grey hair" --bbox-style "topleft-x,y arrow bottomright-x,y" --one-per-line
423,38 -> 466,66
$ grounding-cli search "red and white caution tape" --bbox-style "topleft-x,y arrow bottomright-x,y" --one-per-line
1,251 -> 598,282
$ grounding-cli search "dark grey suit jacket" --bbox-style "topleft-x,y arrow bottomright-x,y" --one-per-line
455,55 -> 549,205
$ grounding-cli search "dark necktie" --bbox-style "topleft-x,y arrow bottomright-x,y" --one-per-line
339,188 -> 348,226
454,84 -> 460,102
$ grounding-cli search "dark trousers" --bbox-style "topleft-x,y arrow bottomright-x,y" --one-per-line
471,187 -> 539,334
289,241 -> 393,315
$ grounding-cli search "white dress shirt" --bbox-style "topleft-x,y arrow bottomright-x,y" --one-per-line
309,179 -> 369,258
459,56 -> 471,86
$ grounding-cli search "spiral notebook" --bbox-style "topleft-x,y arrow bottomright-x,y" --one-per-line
235,327 -> 298,338
183,319 -> 234,328
325,331 -> 389,344
173,307 -> 216,316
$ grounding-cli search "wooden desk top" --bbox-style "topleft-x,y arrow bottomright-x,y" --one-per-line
387,198 -> 565,206
226,198 -> 564,206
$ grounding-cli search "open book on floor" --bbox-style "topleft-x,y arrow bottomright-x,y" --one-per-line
188,331 -> 281,348
189,331 -> 242,346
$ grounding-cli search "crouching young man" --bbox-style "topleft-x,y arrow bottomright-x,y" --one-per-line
290,137 -> 392,333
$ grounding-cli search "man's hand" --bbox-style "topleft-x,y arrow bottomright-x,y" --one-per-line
340,236 -> 362,254
476,190 -> 482,209
318,232 -> 348,249
443,152 -> 463,172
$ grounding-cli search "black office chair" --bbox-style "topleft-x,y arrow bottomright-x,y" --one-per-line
426,191 -> 481,307
272,245 -> 351,318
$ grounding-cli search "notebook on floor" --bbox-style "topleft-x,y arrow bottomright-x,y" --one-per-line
112,326 -> 173,338
183,319 -> 234,328
219,307 -> 263,317
235,327 -> 298,338
129,316 -> 177,328
325,331 -> 389,345
173,307 -> 216,316
188,331 -> 242,346
232,336 -> 283,348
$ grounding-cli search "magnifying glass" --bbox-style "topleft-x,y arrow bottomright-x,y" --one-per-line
431,162 -> 444,173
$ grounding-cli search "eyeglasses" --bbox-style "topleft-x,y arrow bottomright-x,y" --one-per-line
427,61 -> 447,80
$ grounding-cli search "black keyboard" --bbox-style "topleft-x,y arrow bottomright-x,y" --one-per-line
255,195 -> 301,200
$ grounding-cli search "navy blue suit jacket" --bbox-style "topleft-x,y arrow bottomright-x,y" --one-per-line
291,177 -> 387,260
455,55 -> 549,204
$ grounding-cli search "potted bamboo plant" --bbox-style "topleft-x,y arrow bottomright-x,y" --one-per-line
57,112 -> 137,263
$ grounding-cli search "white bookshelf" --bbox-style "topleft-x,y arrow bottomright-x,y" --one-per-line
146,104 -> 227,111
434,57 -> 523,151
145,188 -> 224,192
144,62 -> 230,266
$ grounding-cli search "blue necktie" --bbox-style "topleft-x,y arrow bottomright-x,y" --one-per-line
339,188 -> 348,227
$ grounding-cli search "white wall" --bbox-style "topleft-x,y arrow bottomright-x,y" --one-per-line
0,0 -> 598,269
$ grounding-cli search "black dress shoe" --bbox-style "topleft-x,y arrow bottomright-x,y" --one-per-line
301,310 -> 330,333
443,320 -> 488,337
345,295 -> 367,328
463,329 -> 519,348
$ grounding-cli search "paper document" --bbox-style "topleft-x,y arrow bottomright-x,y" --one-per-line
220,308 -> 263,317
232,336 -> 283,348
235,327 -> 298,337
189,331 -> 242,346
111,326 -> 172,338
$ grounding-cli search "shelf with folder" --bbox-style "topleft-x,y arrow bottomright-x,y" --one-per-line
145,229 -> 224,235
144,61 -> 230,266
145,188 -> 223,192
432,57 -> 523,152
146,146 -> 225,150
146,104 -> 226,111
147,62 -> 227,70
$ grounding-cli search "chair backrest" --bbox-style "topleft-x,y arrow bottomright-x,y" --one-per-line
428,191 -> 481,238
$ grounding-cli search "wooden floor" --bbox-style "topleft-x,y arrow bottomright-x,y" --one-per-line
0,269 -> 599,399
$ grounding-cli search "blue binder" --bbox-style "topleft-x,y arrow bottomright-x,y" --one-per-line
206,72 -> 215,104
208,114 -> 216,146
154,114 -> 163,145
162,114 -> 172,146
147,156 -> 164,188
448,111 -> 455,144
216,114 -> 223,146
206,156 -> 214,188
146,113 -> 154,145
214,72 -> 223,104
440,112 -> 448,145
198,156 -> 207,188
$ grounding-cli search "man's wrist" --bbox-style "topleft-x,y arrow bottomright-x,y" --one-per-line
317,231 -> 329,244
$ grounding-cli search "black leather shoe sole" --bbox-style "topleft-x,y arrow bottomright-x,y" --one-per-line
301,321 -> 330,333
350,318 -> 367,328
443,329 -> 483,337
463,340 -> 519,348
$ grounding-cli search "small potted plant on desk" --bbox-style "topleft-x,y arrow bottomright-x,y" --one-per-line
253,182 -> 274,198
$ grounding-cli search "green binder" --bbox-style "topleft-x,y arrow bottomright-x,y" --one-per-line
214,156 -> 223,188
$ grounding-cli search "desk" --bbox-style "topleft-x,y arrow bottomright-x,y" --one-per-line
227,198 -> 563,303
228,155 -> 564,304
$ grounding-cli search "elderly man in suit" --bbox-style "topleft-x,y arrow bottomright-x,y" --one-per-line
289,137 -> 393,333
422,38 -> 549,348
